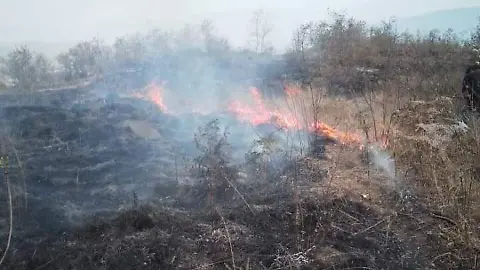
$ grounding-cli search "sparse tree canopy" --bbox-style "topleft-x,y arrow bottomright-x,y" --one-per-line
285,11 -> 473,97
470,17 -> 480,64
471,16 -> 480,45
200,20 -> 230,54
2,46 -> 54,91
3,46 -> 35,90
57,38 -> 106,81
0,11 -> 478,95
33,54 -> 54,86
113,34 -> 147,69
248,9 -> 273,54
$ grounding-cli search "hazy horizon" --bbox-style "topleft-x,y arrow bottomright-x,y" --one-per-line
0,0 -> 479,53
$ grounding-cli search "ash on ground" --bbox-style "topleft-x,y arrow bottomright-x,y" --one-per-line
0,88 -> 472,270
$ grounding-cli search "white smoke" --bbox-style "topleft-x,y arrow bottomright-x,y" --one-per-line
366,143 -> 399,190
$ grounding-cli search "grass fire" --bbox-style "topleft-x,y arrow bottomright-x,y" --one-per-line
0,6 -> 479,270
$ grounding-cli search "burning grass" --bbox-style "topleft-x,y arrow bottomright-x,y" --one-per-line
133,80 -> 367,148
1,83 -> 480,269
1,10 -> 480,269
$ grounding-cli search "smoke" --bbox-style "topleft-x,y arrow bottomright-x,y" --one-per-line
366,143 -> 400,190
0,17 -> 351,238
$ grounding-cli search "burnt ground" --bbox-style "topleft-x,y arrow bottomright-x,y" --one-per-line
0,88 -> 477,269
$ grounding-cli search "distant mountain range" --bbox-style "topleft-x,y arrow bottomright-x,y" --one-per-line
394,7 -> 480,38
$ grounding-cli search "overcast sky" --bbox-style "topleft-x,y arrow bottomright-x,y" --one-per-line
0,0 -> 479,51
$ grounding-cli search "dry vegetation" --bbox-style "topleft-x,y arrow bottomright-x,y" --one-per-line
283,12 -> 480,269
0,10 -> 480,270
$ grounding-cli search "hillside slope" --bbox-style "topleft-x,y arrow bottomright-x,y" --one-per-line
395,7 -> 480,37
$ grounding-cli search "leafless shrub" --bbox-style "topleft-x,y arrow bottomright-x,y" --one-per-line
282,11 -> 480,268
190,119 -> 241,208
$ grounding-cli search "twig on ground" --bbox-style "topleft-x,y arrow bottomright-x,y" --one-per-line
6,136 -> 27,208
76,168 -> 80,192
339,209 -> 360,222
353,218 -> 386,236
430,252 -> 460,265
191,259 -> 231,270
224,177 -> 254,215
324,145 -> 345,195
340,267 -> 377,270
53,133 -> 70,154
0,156 -> 13,266
218,208 -> 236,270
430,212 -> 457,227
33,259 -> 54,270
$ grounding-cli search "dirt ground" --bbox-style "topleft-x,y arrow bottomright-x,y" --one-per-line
0,89 -> 478,269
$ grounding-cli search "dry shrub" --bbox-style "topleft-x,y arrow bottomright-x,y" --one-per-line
390,98 -> 480,257
189,119 -> 239,207
285,13 -> 479,262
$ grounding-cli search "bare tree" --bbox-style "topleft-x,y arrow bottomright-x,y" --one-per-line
57,38 -> 106,81
292,23 -> 314,61
33,54 -> 54,87
248,9 -> 273,53
200,20 -> 230,53
175,24 -> 201,50
113,34 -> 146,68
200,20 -> 215,44
471,16 -> 480,46
470,17 -> 480,64
1,46 -> 54,91
2,46 -> 35,90
145,28 -> 173,55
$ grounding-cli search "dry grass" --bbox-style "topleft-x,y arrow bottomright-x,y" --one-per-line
390,97 -> 480,258
1,10 -> 479,269
2,86 -> 480,269
280,87 -> 480,267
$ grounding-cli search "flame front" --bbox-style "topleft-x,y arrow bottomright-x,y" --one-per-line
133,81 -> 168,112
284,85 -> 302,97
227,87 -> 302,129
132,81 -> 369,148
227,87 -> 364,146
308,122 -> 363,145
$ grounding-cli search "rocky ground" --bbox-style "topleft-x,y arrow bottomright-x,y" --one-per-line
0,87 -> 478,269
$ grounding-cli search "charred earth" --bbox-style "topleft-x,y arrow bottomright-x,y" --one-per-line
0,87 -> 466,269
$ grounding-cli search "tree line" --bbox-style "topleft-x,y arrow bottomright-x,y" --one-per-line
0,10 -> 274,92
0,10 -> 479,97
285,12 -> 480,99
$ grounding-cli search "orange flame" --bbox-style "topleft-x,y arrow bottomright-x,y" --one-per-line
284,85 -> 302,97
378,133 -> 389,148
132,81 -> 168,112
228,87 -> 302,129
227,87 -> 364,147
308,122 -> 363,145
131,81 -> 388,149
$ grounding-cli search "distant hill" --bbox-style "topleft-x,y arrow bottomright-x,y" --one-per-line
394,7 -> 480,38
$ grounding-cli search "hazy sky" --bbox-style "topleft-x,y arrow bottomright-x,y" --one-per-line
0,0 -> 479,51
